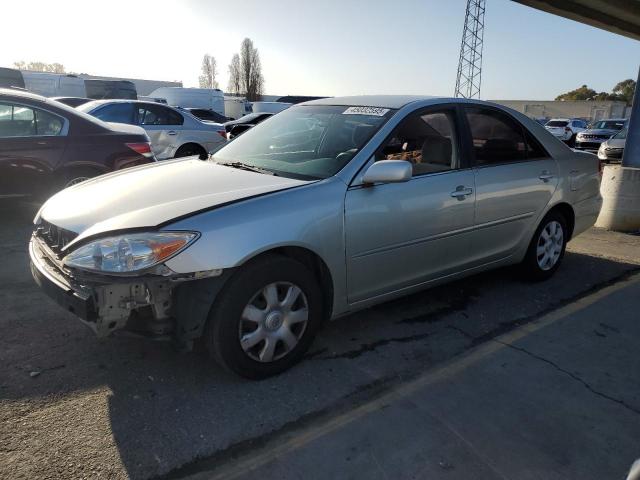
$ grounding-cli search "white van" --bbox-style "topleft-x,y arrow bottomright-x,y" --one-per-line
21,72 -> 86,97
224,97 -> 248,120
251,101 -> 292,114
149,87 -> 225,115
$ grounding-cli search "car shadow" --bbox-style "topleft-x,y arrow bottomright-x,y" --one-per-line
2,200 -> 639,479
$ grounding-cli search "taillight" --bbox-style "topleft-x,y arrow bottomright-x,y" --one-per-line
565,127 -> 572,132
126,142 -> 154,158
216,130 -> 227,139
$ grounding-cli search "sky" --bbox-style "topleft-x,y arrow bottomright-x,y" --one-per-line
2,0 -> 639,100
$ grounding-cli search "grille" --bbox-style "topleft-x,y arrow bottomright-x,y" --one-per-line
36,220 -> 78,255
580,134 -> 610,140
576,142 -> 601,150
604,148 -> 623,159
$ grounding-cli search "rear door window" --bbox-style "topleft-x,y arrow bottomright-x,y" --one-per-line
138,104 -> 184,126
35,109 -> 64,135
465,107 -> 527,165
94,103 -> 135,124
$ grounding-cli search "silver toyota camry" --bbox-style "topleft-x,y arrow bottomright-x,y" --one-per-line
30,96 -> 602,379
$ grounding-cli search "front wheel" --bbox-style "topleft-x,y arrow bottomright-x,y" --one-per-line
205,255 -> 324,379
520,211 -> 568,281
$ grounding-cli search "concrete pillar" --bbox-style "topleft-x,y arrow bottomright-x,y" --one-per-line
623,67 -> 640,168
595,67 -> 640,232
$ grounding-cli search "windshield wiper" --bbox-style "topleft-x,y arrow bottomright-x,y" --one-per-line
217,161 -> 277,176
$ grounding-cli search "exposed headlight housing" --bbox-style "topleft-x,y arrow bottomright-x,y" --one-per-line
63,231 -> 198,274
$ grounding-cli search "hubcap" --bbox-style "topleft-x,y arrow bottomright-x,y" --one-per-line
64,176 -> 90,188
239,282 -> 309,363
536,220 -> 564,271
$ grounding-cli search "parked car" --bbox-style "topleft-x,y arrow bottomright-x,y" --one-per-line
575,118 -> 627,151
0,67 -> 26,89
224,112 -> 274,139
0,88 -> 154,198
77,100 -> 226,160
544,118 -> 587,145
598,127 -> 626,163
30,95 -> 601,379
148,87 -> 225,115
180,107 -> 229,124
51,97 -> 92,108
84,79 -> 137,100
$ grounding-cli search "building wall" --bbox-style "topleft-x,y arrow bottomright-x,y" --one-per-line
490,100 -> 629,121
78,74 -> 182,96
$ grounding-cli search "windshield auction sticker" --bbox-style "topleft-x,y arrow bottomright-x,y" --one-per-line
342,106 -> 390,116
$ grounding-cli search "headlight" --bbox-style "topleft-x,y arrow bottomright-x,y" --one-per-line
63,231 -> 198,274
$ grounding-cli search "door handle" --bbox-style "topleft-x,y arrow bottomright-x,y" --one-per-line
450,185 -> 473,200
167,130 -> 177,136
539,171 -> 554,182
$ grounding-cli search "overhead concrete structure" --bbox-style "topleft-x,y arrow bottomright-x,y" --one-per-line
513,0 -> 640,41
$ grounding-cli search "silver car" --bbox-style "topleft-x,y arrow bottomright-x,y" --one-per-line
598,127 -> 626,163
30,96 -> 602,379
78,100 -> 227,160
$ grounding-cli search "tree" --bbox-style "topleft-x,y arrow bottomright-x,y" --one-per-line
13,61 -> 65,73
555,84 -> 598,101
198,54 -> 219,89
555,79 -> 636,104
227,54 -> 241,95
612,79 -> 636,105
239,38 -> 264,101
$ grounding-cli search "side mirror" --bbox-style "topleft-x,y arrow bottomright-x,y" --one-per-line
362,160 -> 412,184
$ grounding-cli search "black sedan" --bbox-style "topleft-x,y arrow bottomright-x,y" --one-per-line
51,97 -> 93,108
180,107 -> 229,124
224,112 -> 274,138
0,88 -> 155,199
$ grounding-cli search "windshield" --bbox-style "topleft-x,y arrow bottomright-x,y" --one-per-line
613,128 -> 627,140
591,120 -> 625,130
546,120 -> 568,127
212,105 -> 394,180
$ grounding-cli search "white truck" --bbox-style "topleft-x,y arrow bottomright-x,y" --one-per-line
149,87 -> 225,115
20,71 -> 86,97
250,101 -> 292,114
224,97 -> 249,120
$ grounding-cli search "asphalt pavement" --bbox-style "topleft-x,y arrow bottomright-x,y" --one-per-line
1,200 -> 639,480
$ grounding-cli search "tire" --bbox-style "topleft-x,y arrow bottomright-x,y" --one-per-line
520,211 -> 568,281
568,134 -> 577,147
204,255 -> 324,379
56,167 -> 102,192
175,144 -> 207,160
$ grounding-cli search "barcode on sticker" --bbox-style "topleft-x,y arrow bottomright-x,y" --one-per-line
342,106 -> 389,116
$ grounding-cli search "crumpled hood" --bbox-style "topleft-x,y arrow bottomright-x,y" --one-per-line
38,158 -> 311,247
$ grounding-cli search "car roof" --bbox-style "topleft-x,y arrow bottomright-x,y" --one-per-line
0,87 -> 48,103
300,95 -> 440,109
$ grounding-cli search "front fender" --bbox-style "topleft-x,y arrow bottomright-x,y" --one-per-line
163,178 -> 349,316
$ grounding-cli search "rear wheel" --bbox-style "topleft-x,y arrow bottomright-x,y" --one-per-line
205,255 -> 323,379
520,211 -> 568,281
55,167 -> 102,193
175,144 -> 207,160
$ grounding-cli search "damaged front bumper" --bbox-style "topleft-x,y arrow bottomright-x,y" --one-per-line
29,234 -> 225,342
